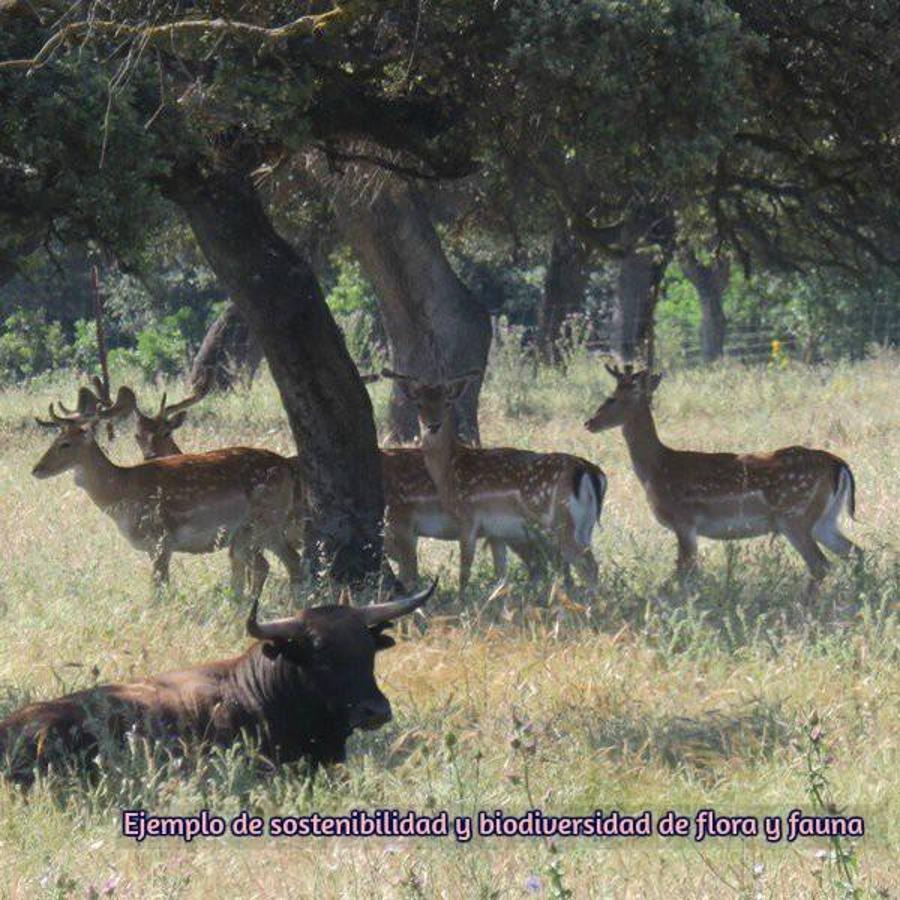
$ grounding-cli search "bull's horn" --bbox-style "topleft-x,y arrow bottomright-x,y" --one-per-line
246,598 -> 304,641
358,579 -> 437,628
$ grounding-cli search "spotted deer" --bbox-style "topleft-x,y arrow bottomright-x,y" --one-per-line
94,376 -> 536,593
584,365 -> 860,594
33,390 -> 303,600
382,368 -> 606,600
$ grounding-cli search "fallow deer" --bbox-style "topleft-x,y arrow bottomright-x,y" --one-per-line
382,368 -> 607,600
33,391 -> 303,600
584,365 -> 860,594
100,375 -> 536,593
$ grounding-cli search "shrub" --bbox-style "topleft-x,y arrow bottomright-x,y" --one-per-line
0,309 -> 70,382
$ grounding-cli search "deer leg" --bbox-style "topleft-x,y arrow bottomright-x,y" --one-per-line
267,535 -> 304,598
675,528 -> 699,581
247,552 -> 270,602
553,515 -> 598,588
229,529 -> 257,601
559,534 -> 598,587
485,539 -> 510,603
781,520 -> 830,595
458,522 -> 479,602
151,541 -> 171,591
384,523 -> 418,590
508,540 -> 546,583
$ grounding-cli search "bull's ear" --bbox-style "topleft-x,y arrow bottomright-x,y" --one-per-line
369,623 -> 396,651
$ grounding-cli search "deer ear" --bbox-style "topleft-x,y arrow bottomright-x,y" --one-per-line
649,373 -> 663,392
168,411 -> 188,431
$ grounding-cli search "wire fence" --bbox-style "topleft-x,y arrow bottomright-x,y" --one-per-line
493,300 -> 900,371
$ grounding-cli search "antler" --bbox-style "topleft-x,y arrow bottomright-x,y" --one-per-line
157,368 -> 213,420
94,386 -> 138,421
604,361 -> 635,381
46,386 -> 136,429
55,386 -> 101,417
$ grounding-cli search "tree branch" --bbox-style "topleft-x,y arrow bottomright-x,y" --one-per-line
0,5 -> 351,71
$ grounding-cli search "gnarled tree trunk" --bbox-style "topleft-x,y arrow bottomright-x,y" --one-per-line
610,211 -> 674,363
680,251 -> 730,363
190,302 -> 264,390
612,248 -> 668,363
538,229 -> 591,365
334,181 -> 491,444
172,170 -> 383,584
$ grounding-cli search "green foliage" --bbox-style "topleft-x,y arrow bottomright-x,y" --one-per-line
133,308 -> 203,379
0,309 -> 69,382
325,252 -> 379,318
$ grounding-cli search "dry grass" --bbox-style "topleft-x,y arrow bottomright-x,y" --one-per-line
0,350 -> 898,898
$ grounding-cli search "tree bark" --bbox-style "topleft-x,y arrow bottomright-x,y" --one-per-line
609,210 -> 674,364
172,170 -> 383,584
680,251 -> 730,363
334,181 -> 491,444
538,229 -> 591,365
190,302 -> 264,390
612,248 -> 668,363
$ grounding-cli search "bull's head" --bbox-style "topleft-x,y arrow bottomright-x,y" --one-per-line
246,580 -> 436,733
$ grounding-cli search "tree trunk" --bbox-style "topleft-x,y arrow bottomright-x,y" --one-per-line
334,181 -> 491,444
680,251 -> 730,363
172,170 -> 383,584
190,302 -> 264,390
612,249 -> 668,363
538,230 -> 591,365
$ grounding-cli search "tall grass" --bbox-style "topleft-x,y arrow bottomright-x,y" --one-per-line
0,352 -> 897,898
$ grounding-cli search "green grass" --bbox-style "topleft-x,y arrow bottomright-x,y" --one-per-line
0,351 -> 898,898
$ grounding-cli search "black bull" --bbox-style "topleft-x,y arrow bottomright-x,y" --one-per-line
0,583 -> 434,780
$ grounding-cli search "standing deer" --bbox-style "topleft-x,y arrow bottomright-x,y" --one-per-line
33,390 -> 303,600
584,364 -> 860,594
96,376 -> 537,594
382,368 -> 606,600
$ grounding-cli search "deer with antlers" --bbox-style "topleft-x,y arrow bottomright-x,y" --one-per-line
585,364 -> 860,594
382,368 -> 606,600
93,372 -> 537,594
33,389 -> 304,599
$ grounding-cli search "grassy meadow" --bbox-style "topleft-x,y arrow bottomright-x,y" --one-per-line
0,348 -> 898,898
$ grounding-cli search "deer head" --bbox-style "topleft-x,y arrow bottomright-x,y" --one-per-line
32,387 -> 135,478
381,368 -> 481,436
130,370 -> 212,459
584,363 -> 663,433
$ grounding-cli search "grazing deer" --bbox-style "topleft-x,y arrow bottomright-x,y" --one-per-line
33,390 -> 303,600
382,368 -> 606,600
584,365 -> 860,594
